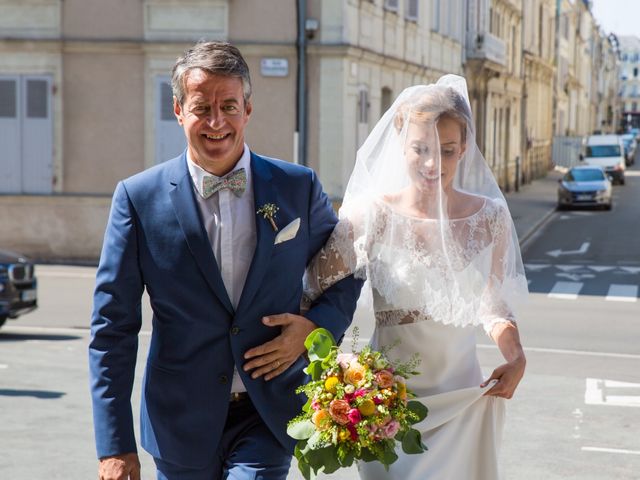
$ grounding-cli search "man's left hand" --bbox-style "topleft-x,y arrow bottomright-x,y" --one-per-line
243,314 -> 316,381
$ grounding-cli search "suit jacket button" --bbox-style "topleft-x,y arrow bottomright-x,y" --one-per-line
230,326 -> 240,335
219,375 -> 228,384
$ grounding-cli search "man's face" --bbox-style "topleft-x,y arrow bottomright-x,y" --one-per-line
174,69 -> 252,176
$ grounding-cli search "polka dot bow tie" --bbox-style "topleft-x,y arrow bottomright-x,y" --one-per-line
202,168 -> 247,198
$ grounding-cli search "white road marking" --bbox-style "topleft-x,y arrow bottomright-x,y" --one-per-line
36,271 -> 96,279
620,267 -> 640,274
548,281 -> 583,299
477,344 -> 640,360
581,447 -> 640,455
588,266 -> 616,272
546,242 -> 590,258
585,378 -> 640,408
556,264 -> 585,272
606,284 -> 638,302
524,263 -> 551,271
0,364 -> 8,369
556,272 -> 595,282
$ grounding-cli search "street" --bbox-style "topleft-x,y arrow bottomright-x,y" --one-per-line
1,167 -> 639,479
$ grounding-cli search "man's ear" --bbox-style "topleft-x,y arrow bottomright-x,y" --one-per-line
244,99 -> 253,118
173,96 -> 183,125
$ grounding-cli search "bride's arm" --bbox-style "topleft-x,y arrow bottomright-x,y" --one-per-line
480,201 -> 527,398
482,321 -> 526,398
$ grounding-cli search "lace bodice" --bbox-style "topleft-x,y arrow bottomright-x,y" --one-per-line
304,197 -> 527,332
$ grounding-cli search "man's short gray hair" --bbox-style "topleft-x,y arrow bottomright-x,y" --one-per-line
171,41 -> 252,106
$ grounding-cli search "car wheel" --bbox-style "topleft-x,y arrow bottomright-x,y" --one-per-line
620,178 -> 625,185
604,203 -> 612,211
0,315 -> 6,329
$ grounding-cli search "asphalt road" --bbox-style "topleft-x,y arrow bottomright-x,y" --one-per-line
1,167 -> 639,479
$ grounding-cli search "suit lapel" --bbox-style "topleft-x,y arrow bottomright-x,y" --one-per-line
168,154 -> 234,314
236,153 -> 278,313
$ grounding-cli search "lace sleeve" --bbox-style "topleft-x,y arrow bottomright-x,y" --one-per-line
479,200 -> 527,335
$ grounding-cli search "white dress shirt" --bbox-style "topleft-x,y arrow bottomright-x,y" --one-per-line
187,145 -> 255,393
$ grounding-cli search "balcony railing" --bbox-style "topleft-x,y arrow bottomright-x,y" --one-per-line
467,32 -> 506,66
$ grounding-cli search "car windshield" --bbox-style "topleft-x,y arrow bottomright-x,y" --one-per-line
586,145 -> 621,157
566,169 -> 606,182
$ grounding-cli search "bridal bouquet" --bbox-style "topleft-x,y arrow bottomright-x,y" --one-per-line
287,328 -> 428,479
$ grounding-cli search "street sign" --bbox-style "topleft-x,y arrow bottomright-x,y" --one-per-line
260,58 -> 289,77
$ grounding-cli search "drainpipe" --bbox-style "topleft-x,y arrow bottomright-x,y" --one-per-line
296,0 -> 308,166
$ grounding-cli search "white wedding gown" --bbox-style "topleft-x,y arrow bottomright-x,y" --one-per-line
306,198 -> 517,480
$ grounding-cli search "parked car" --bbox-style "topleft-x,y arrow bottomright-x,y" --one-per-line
580,134 -> 626,185
621,133 -> 636,166
0,249 -> 38,328
557,165 -> 612,210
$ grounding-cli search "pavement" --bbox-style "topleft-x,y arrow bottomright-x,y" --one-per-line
504,168 -> 563,247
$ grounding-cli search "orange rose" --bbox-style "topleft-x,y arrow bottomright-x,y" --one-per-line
375,370 -> 394,389
344,362 -> 366,387
312,409 -> 332,430
329,399 -> 350,425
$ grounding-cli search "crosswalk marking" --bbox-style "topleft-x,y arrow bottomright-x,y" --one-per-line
548,281 -> 583,299
620,267 -> 640,274
606,284 -> 639,302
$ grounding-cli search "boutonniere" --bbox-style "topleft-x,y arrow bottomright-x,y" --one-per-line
257,203 -> 279,232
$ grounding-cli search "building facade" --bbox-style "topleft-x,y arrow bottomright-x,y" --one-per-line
616,35 -> 640,130
0,0 -> 622,261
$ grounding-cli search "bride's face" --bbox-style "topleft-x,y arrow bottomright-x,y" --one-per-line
405,116 -> 466,193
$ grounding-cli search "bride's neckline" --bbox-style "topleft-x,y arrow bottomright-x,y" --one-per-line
376,196 -> 488,222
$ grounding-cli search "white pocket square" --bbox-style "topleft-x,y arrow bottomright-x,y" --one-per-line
274,217 -> 300,245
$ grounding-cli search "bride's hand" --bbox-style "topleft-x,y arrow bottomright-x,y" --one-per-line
481,355 -> 526,399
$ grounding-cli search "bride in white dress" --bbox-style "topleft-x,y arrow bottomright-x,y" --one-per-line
303,75 -> 528,479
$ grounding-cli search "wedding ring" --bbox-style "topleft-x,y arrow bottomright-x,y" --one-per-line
274,360 -> 280,368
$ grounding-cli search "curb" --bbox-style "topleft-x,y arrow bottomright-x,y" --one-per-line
517,206 -> 557,251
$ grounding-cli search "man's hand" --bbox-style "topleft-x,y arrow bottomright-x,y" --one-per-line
99,453 -> 140,480
243,314 -> 317,381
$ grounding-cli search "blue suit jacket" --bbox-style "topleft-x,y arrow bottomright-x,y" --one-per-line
89,152 -> 362,468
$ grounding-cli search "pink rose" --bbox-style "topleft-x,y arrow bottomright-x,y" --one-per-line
329,399 -> 350,425
381,419 -> 400,439
347,408 -> 362,424
353,388 -> 368,398
375,370 -> 394,389
311,400 -> 321,411
347,423 -> 358,441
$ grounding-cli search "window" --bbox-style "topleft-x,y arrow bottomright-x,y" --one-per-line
358,89 -> 370,124
155,76 -> 186,164
384,0 -> 398,12
635,68 -> 638,78
406,0 -> 418,22
431,0 -> 440,32
381,87 -> 392,116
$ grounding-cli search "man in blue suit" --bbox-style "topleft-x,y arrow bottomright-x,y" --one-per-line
89,42 -> 362,480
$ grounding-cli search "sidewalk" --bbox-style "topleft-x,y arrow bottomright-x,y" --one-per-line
504,168 -> 563,246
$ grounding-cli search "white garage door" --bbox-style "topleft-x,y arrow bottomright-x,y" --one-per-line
0,75 -> 53,194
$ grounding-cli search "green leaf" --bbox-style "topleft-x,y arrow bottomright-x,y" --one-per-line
304,360 -> 324,381
287,420 -> 315,440
302,397 -> 312,413
304,328 -> 336,362
407,400 -> 429,423
380,445 -> 399,466
401,428 -> 427,454
359,447 -> 378,463
307,446 -> 341,474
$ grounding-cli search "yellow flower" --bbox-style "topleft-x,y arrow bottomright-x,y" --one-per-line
344,362 -> 367,387
358,399 -> 376,416
338,429 -> 351,442
397,381 -> 407,400
324,376 -> 340,395
312,409 -> 332,430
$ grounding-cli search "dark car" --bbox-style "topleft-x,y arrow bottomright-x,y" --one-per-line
0,249 -> 37,328
557,165 -> 612,210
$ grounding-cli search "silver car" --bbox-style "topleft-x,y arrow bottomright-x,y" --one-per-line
557,165 -> 612,210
